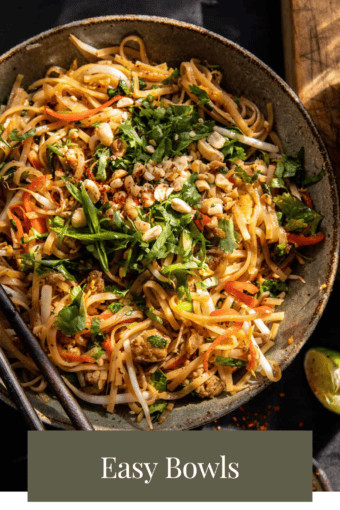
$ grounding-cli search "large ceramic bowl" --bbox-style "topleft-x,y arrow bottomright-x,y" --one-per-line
0,15 -> 338,430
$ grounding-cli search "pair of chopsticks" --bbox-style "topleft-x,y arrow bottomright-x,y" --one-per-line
0,285 -> 94,431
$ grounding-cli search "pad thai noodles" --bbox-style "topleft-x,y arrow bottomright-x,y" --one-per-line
0,35 -> 325,428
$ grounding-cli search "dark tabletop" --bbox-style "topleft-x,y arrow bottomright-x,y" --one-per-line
0,0 -> 338,492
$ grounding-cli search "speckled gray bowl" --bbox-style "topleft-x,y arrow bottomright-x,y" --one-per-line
0,15 -> 338,430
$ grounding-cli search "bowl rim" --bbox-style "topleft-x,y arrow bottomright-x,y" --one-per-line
0,14 -> 338,430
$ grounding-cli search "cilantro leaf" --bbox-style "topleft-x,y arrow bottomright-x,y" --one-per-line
107,302 -> 124,314
235,166 -> 259,183
55,286 -> 86,336
218,218 -> 238,253
149,399 -> 167,422
301,168 -> 325,187
104,285 -> 129,297
221,139 -> 246,161
177,173 -> 201,206
274,193 -> 323,234
150,369 -> 167,392
147,335 -> 167,348
146,308 -> 163,324
189,84 -> 213,111
162,69 -> 179,84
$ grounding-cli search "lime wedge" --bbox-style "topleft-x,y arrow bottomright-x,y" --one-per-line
304,348 -> 340,414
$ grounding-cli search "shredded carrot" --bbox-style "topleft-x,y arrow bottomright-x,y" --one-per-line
58,345 -> 96,363
224,281 -> 259,308
203,323 -> 242,373
23,175 -> 50,234
246,341 -> 257,371
44,95 -> 124,122
7,209 -> 24,243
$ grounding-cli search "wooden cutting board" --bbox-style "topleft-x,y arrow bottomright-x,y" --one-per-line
281,0 -> 340,193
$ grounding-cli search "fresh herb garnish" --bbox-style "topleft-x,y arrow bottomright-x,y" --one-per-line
189,84 -> 213,111
9,128 -> 36,143
87,317 -> 106,358
150,369 -> 167,392
273,193 -> 323,234
147,335 -> 167,348
259,279 -> 289,297
162,69 -> 179,85
215,356 -> 246,367
107,302 -> 124,314
218,218 -> 238,253
235,166 -> 259,183
149,399 -> 167,422
55,286 -> 86,336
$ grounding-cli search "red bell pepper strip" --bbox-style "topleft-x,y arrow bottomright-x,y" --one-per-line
166,355 -> 187,370
44,95 -> 124,122
194,213 -> 211,231
224,281 -> 259,308
203,324 -> 242,373
253,305 -> 273,316
300,190 -> 313,209
287,232 -> 325,246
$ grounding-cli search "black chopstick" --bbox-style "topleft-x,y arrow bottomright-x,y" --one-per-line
0,345 -> 45,430
0,285 -> 94,431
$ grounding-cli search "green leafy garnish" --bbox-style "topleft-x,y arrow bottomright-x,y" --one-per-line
177,172 -> 201,206
147,335 -> 167,348
215,356 -> 246,367
20,253 -> 77,281
189,84 -> 213,111
9,128 -> 36,142
301,168 -> 325,188
259,279 -> 289,297
162,69 -> 179,85
107,302 -> 124,314
94,146 -> 110,182
107,80 -> 130,97
146,308 -> 163,324
149,399 -> 167,422
235,166 -> 259,183
113,99 -> 213,171
221,139 -> 246,161
176,301 -> 194,312
196,276 -> 218,290
80,185 -> 108,271
273,193 -> 323,234
87,317 -> 106,358
150,369 -> 167,392
218,218 -> 238,253
49,216 -> 65,228
55,286 -> 86,336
